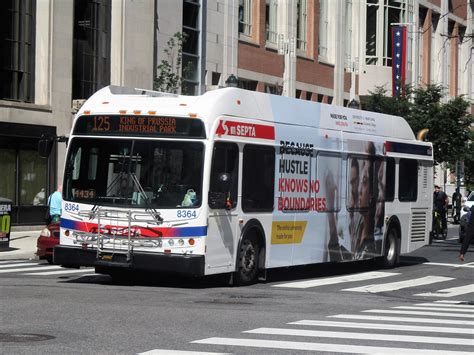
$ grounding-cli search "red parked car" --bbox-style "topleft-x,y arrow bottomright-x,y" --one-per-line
36,222 -> 60,264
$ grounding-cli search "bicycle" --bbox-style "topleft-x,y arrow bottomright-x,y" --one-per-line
431,210 -> 447,241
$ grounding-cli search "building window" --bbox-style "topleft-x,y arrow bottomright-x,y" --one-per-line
365,0 -> 407,66
182,0 -> 201,95
238,79 -> 258,91
73,0 -> 111,100
365,0 -> 379,65
266,0 -> 278,44
0,0 -> 35,102
318,0 -> 328,58
297,0 -> 307,51
239,0 -> 252,37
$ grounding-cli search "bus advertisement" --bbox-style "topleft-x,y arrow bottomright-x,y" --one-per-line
52,86 -> 433,285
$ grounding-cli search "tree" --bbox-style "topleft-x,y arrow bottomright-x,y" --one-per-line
462,130 -> 474,188
154,32 -> 188,94
362,85 -> 473,166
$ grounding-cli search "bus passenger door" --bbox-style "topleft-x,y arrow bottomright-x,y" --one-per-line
206,142 -> 239,274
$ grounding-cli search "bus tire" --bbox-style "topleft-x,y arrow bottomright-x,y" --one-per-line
234,234 -> 260,286
382,227 -> 399,268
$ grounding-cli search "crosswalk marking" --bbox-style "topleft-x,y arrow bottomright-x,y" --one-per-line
342,275 -> 453,293
0,265 -> 62,274
435,300 -> 474,304
192,337 -> 473,354
23,268 -> 95,276
330,314 -> 474,325
0,261 -> 95,277
415,284 -> 474,297
179,301 -> 474,354
244,327 -> 474,346
416,300 -> 474,309
289,319 -> 474,335
138,350 -> 229,355
0,260 -> 30,264
424,262 -> 474,269
273,271 -> 399,289
363,309 -> 474,318
393,305 -> 474,313
0,262 -> 41,269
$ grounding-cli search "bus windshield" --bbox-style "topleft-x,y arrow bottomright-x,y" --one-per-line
64,138 -> 204,209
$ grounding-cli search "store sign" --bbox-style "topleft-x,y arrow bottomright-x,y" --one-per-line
0,202 -> 11,244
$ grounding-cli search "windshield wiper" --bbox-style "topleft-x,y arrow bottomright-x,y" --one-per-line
112,142 -> 163,224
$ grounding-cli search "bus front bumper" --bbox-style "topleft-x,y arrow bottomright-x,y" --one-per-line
53,245 -> 205,276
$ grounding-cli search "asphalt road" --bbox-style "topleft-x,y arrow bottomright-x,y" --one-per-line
1,224 -> 473,355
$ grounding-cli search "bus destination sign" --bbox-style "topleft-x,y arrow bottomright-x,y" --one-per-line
73,115 -> 205,138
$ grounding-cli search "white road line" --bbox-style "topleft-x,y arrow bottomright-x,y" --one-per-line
244,327 -> 474,346
273,271 -> 399,289
363,309 -> 474,318
23,268 -> 95,276
289,320 -> 474,335
393,305 -> 474,313
424,262 -> 474,269
192,337 -> 473,354
330,314 -> 474,326
415,284 -> 474,298
0,260 -> 31,264
0,262 -> 42,269
0,265 -> 62,274
138,350 -> 229,355
417,301 -> 474,308
342,276 -> 453,293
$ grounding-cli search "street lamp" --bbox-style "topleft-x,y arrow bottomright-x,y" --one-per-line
225,74 -> 238,88
348,99 -> 359,109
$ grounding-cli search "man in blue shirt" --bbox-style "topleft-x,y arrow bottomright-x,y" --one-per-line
48,185 -> 62,223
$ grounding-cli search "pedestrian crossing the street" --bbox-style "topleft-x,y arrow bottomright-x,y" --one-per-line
140,300 -> 474,354
0,260 -> 95,277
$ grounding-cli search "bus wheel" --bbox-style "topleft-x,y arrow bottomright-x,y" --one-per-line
382,228 -> 399,268
234,234 -> 259,286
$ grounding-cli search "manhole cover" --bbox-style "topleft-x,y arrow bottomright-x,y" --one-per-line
0,333 -> 55,343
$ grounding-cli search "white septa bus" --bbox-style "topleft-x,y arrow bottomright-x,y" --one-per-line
53,86 -> 433,285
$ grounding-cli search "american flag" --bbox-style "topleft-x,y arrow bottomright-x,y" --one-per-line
391,25 -> 407,97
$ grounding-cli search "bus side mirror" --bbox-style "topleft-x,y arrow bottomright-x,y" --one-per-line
38,138 -> 54,158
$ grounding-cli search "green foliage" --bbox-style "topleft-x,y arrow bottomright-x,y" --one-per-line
154,32 -> 190,94
362,85 -> 473,173
463,130 -> 474,188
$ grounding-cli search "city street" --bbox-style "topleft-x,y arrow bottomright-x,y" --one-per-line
0,224 -> 473,354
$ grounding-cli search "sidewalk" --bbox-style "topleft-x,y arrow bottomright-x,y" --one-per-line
0,227 -> 43,260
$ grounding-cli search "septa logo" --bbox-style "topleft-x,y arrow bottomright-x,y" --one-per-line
215,119 -> 275,140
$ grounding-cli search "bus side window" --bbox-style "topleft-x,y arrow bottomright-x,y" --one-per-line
385,158 -> 395,202
399,158 -> 418,202
209,142 -> 239,209
242,145 -> 275,212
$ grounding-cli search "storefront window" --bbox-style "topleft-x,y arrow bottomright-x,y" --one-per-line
20,150 -> 47,206
0,149 -> 16,203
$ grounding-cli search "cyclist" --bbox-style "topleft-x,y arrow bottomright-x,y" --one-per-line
433,185 -> 448,238
451,187 -> 462,224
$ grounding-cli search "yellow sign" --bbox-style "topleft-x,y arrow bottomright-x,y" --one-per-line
271,221 -> 307,244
